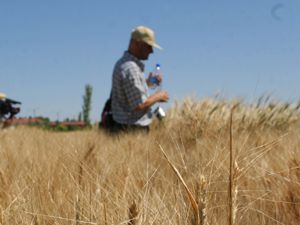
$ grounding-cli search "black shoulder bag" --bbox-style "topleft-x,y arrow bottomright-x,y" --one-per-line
99,94 -> 115,131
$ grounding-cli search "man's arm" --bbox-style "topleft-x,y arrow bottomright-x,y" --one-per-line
134,91 -> 169,112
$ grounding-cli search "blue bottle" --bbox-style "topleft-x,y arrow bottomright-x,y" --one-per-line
150,64 -> 162,89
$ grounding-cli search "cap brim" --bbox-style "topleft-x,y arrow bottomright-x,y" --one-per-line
152,43 -> 163,50
144,40 -> 163,50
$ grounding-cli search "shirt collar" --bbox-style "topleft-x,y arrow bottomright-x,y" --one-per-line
124,51 -> 145,72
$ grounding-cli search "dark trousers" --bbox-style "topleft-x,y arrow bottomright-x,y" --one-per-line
111,121 -> 150,134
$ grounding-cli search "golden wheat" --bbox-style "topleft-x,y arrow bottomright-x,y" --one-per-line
1,97 -> 300,224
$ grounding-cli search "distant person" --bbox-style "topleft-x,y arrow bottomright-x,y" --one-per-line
0,93 -> 6,121
110,25 -> 169,133
0,93 -> 21,127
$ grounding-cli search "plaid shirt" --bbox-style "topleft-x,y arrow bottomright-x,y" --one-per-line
111,51 -> 152,126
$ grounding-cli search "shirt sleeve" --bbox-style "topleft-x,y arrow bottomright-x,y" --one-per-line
122,63 -> 148,111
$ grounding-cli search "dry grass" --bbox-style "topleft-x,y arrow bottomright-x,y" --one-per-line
1,97 -> 300,224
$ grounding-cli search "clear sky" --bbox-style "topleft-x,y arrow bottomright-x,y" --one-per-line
1,1 -> 299,121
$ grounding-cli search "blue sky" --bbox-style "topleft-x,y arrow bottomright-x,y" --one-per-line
1,0 -> 299,121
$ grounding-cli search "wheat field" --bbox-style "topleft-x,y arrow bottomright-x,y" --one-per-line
1,97 -> 300,225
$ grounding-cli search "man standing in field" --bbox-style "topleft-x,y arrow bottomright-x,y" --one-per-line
110,25 -> 169,133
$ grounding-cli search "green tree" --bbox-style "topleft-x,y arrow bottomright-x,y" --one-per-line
82,84 -> 93,125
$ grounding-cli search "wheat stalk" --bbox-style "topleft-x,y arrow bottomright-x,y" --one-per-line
159,144 -> 200,225
229,107 -> 234,225
197,175 -> 207,225
76,143 -> 95,225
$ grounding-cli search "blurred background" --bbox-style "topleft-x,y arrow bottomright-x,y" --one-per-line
0,0 -> 299,121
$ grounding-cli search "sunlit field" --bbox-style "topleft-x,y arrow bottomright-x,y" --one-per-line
1,97 -> 300,225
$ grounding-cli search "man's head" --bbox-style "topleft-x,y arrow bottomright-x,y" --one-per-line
128,26 -> 162,60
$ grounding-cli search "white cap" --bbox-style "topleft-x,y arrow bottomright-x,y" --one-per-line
0,93 -> 6,100
131,26 -> 163,50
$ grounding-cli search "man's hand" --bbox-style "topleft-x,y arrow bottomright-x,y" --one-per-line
134,91 -> 169,112
146,72 -> 163,87
154,91 -> 169,102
